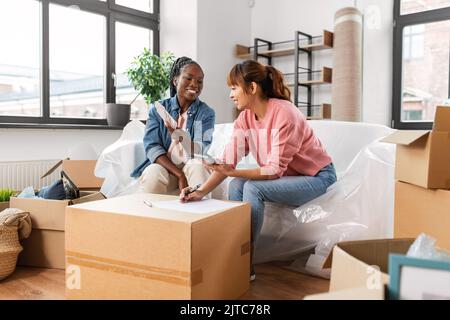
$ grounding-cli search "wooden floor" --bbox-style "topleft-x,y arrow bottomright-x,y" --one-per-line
0,262 -> 329,300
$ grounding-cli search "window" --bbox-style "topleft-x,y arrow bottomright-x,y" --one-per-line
403,25 -> 424,60
115,22 -> 153,120
401,0 -> 450,15
0,0 -> 159,127
0,0 -> 40,117
392,0 -> 450,129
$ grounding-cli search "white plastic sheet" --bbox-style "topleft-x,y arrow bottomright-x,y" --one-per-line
95,120 -> 146,197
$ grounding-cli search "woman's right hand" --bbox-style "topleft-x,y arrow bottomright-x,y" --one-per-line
180,187 -> 206,203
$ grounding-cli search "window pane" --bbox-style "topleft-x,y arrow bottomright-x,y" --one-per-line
115,22 -> 152,120
49,4 -> 105,118
401,20 -> 450,122
116,0 -> 153,13
0,0 -> 40,117
401,0 -> 450,15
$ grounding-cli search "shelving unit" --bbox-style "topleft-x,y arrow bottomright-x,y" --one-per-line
235,30 -> 333,119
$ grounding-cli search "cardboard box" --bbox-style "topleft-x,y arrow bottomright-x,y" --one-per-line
0,201 -> 9,212
304,238 -> 414,300
42,159 -> 104,190
65,193 -> 251,300
382,106 -> 450,189
10,191 -> 105,269
394,181 -> 450,250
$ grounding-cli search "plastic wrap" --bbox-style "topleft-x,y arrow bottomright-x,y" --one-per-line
407,233 -> 450,262
253,139 -> 396,279
95,120 -> 146,198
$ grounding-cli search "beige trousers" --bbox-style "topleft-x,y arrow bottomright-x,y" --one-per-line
139,159 -> 211,196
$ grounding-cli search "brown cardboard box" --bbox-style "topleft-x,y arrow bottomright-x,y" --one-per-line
65,193 -> 251,300
304,238 -> 414,300
0,201 -> 9,211
42,159 -> 104,190
10,191 -> 105,269
394,181 -> 450,250
381,106 -> 450,189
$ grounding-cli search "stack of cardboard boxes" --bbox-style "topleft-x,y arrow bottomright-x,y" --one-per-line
382,106 -> 450,249
9,159 -> 105,269
305,106 -> 450,300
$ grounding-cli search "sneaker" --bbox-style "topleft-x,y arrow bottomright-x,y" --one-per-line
250,265 -> 256,282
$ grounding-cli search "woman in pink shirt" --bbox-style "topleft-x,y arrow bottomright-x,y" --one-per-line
180,60 -> 337,280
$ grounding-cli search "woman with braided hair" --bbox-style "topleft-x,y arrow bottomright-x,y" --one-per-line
180,60 -> 336,281
131,57 -> 215,195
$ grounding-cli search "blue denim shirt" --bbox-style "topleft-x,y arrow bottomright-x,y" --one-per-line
131,96 -> 215,178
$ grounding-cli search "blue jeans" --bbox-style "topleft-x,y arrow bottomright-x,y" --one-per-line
228,163 -> 337,243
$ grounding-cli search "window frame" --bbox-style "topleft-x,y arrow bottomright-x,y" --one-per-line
0,0 -> 159,128
392,0 -> 450,129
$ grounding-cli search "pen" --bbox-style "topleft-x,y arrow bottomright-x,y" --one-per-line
184,184 -> 202,196
143,200 -> 153,207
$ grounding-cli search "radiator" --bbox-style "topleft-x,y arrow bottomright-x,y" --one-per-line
0,160 -> 62,191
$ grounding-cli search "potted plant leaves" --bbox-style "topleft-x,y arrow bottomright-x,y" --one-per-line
0,188 -> 15,212
106,49 -> 175,126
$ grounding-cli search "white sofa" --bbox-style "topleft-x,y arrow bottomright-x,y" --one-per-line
96,119 -> 396,272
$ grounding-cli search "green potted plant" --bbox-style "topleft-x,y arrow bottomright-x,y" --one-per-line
105,49 -> 175,126
0,188 -> 15,212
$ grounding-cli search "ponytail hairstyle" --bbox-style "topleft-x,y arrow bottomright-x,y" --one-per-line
227,60 -> 291,101
169,56 -> 202,97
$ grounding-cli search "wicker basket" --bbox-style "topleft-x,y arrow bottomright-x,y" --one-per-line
0,224 -> 23,280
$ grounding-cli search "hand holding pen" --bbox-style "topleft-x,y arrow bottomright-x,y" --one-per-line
180,184 -> 204,202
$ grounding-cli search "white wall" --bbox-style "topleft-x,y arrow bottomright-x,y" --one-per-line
0,128 -> 121,161
160,0 -> 198,58
196,0 -> 251,124
357,0 -> 393,126
250,0 -> 393,126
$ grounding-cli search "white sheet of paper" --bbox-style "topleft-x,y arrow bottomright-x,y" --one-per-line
155,101 -> 177,129
151,199 -> 241,214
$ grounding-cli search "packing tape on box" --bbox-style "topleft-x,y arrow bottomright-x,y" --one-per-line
66,251 -> 203,286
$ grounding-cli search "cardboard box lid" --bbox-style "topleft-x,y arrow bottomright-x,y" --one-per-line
40,158 -> 69,179
434,106 -> 450,132
381,130 -> 430,146
323,238 -> 415,272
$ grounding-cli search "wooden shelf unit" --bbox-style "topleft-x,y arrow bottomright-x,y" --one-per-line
235,30 -> 333,59
306,104 -> 332,120
287,67 -> 333,87
235,30 -> 333,119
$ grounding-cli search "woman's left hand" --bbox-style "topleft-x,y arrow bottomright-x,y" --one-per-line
204,163 -> 234,176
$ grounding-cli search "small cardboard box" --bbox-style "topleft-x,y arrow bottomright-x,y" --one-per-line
65,193 -> 251,300
394,181 -> 450,250
381,106 -> 450,189
10,191 -> 106,269
42,159 -> 104,190
304,238 -> 414,300
0,201 -> 9,212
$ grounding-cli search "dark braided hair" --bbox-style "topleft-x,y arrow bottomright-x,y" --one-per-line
169,56 -> 202,97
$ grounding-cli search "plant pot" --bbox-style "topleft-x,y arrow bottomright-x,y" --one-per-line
106,103 -> 131,127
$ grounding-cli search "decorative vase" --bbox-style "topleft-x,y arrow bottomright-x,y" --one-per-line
106,103 -> 131,127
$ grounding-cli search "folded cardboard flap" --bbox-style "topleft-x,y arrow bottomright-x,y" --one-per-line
323,238 -> 415,271
381,130 -> 429,146
40,158 -> 103,189
434,106 -> 450,131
